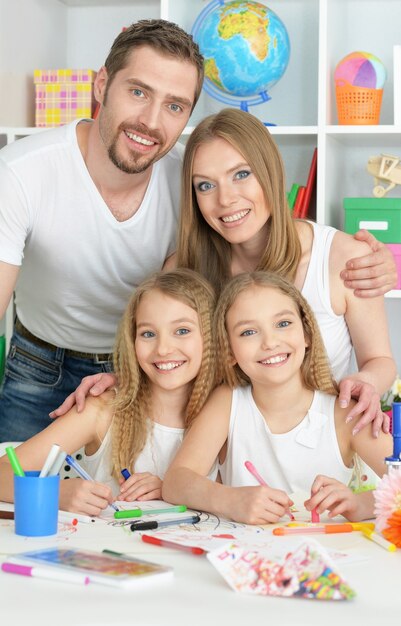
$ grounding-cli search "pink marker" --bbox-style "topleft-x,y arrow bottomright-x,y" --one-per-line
244,461 -> 295,521
244,460 -> 268,486
1,562 -> 90,585
311,508 -> 320,523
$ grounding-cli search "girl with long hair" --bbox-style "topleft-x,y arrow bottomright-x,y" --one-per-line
0,269 -> 216,515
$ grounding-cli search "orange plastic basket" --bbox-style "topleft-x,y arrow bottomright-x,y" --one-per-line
335,81 -> 383,125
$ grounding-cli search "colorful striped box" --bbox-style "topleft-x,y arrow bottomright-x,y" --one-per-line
34,69 -> 97,127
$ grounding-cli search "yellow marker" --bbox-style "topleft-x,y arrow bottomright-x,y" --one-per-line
350,522 -> 375,531
361,528 -> 397,552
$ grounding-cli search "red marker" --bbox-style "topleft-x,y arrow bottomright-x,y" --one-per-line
142,534 -> 205,555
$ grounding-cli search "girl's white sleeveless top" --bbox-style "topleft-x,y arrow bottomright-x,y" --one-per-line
82,420 -> 217,496
219,387 -> 354,493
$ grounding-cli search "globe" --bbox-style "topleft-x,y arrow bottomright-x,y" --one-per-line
192,0 -> 290,111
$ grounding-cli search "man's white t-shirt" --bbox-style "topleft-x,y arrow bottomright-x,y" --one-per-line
0,120 -> 182,352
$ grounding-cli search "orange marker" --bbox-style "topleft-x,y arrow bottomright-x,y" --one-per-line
273,523 -> 353,535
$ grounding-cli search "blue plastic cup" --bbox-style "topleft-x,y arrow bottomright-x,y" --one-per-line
14,471 -> 60,536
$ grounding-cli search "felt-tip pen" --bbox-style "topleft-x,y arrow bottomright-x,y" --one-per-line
130,514 -> 200,532
244,460 -> 294,521
121,468 -> 131,480
273,523 -> 353,535
1,562 -> 90,585
361,528 -> 397,552
39,443 -> 61,477
114,505 -> 187,519
142,534 -> 205,555
5,447 -> 25,477
65,454 -> 119,512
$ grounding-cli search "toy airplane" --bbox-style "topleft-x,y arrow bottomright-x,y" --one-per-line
367,153 -> 401,197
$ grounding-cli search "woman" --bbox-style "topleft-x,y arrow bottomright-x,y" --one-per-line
172,108 -> 395,435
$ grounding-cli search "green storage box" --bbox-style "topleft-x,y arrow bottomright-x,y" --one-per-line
344,197 -> 401,243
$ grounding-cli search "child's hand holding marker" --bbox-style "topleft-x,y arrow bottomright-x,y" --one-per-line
221,483 -> 294,526
244,461 -> 295,522
62,454 -> 119,515
118,468 -> 162,502
60,478 -> 115,517
304,474 -> 370,521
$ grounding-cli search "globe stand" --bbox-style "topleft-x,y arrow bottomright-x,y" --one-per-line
202,79 -> 276,125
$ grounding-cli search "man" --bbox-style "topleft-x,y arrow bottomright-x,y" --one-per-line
0,20 -> 396,441
0,20 -> 203,440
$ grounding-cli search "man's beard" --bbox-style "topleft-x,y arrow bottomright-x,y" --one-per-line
105,121 -> 165,174
107,141 -> 158,174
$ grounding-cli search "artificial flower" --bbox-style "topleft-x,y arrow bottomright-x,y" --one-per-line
382,510 -> 401,548
380,375 -> 401,412
391,376 -> 401,403
373,468 -> 401,532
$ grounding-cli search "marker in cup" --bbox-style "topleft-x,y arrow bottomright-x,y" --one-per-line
5,446 -> 25,477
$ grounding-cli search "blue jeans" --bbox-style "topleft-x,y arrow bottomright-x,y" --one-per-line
0,328 -> 114,442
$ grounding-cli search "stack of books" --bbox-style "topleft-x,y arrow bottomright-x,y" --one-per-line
287,148 -> 317,219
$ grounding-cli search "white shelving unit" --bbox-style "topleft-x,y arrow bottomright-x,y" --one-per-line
0,0 -> 400,367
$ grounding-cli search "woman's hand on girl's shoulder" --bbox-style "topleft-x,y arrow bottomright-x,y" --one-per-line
337,377 -> 388,437
118,472 -> 162,502
341,229 -> 397,297
49,373 -> 118,418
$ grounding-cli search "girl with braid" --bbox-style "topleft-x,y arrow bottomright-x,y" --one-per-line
0,269 -> 217,516
163,272 -> 393,525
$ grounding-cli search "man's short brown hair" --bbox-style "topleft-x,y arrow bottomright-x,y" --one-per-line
104,19 -> 204,110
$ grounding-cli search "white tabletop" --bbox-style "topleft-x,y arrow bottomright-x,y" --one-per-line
0,514 -> 399,626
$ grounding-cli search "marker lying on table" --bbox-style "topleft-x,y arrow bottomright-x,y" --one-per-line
141,534 -> 205,555
1,562 -> 90,585
361,528 -> 397,552
244,460 -> 295,521
5,446 -> 25,477
273,523 -> 354,535
65,454 -> 119,512
130,514 -> 200,532
58,511 -> 96,524
114,505 -> 187,519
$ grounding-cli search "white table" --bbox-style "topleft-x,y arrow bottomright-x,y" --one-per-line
0,515 -> 399,626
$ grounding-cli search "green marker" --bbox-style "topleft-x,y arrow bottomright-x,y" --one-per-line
5,446 -> 25,477
114,505 -> 187,519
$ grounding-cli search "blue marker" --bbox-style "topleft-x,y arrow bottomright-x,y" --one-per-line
65,454 -> 119,512
385,402 -> 401,469
121,468 -> 131,480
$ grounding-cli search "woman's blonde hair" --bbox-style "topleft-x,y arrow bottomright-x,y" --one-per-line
215,271 -> 337,395
176,108 -> 302,294
110,268 -> 216,478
